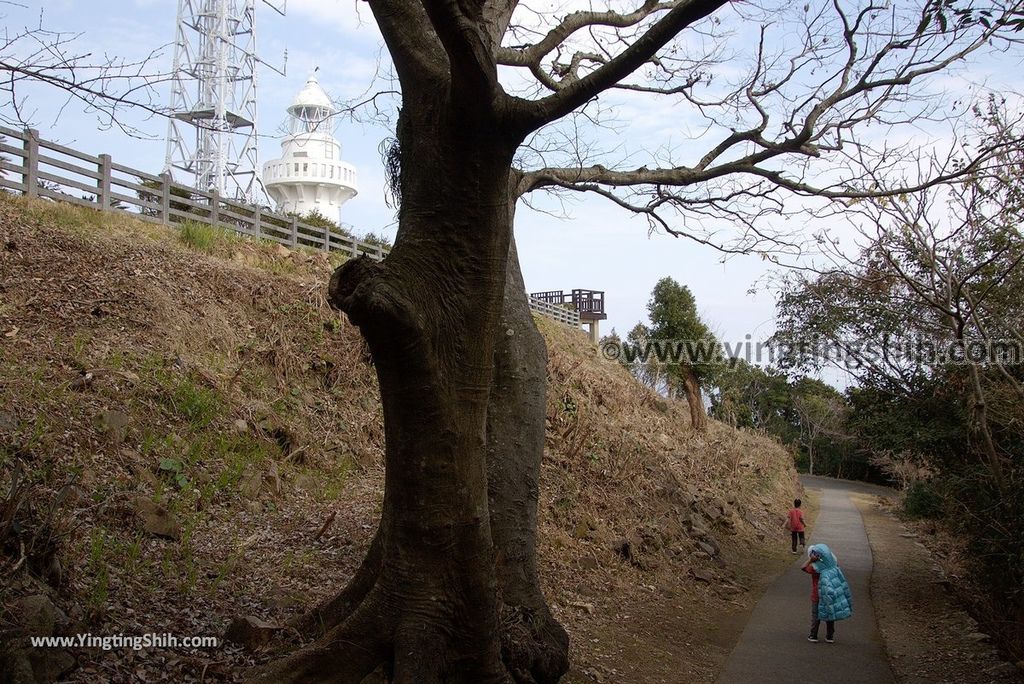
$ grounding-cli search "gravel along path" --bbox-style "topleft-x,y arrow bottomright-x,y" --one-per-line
853,494 -> 1024,683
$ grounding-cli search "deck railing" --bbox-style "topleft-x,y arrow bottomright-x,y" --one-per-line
529,289 -> 605,319
527,297 -> 581,326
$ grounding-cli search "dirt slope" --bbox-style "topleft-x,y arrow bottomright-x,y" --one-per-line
0,194 -> 799,683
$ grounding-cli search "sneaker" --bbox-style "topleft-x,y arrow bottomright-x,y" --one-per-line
807,636 -> 818,643
825,637 -> 834,643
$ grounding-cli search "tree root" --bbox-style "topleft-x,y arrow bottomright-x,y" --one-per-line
250,597 -> 390,684
290,530 -> 382,638
261,572 -> 563,684
499,603 -> 570,684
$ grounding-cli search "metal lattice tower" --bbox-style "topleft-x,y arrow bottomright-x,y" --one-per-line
164,0 -> 284,202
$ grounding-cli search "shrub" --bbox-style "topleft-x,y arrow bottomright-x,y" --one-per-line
136,177 -> 201,221
902,479 -> 944,518
943,467 -> 1024,659
299,209 -> 351,237
360,231 -> 393,249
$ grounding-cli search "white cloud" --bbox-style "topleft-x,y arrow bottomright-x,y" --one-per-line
287,0 -> 381,39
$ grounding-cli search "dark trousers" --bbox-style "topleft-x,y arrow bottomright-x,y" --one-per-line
810,601 -> 835,639
791,530 -> 805,552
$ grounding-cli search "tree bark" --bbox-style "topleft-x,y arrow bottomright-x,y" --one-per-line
486,233 -> 570,683
253,95 -> 523,682
287,214 -> 570,684
682,368 -> 707,431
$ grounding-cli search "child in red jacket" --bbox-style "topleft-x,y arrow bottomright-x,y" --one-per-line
785,499 -> 806,554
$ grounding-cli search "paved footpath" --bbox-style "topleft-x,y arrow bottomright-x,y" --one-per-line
717,476 -> 896,684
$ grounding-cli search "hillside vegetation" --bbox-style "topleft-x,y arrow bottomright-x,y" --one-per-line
0,194 -> 798,683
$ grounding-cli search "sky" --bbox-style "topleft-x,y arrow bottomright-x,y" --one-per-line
1,0 -> 1018,388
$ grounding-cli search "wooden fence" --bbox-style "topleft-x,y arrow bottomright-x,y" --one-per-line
0,126 -> 585,330
529,289 -> 604,320
0,126 -> 388,260
527,296 -> 581,326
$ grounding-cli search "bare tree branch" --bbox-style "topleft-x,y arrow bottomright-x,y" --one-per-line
504,1 -> 1024,259
367,0 -> 449,91
522,0 -> 729,127
0,13 -> 171,136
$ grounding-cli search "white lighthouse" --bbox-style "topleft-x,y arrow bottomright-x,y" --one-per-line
263,69 -> 357,220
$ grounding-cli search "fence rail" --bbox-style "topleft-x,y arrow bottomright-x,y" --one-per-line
529,288 -> 605,318
528,296 -> 581,327
0,126 -> 389,261
0,126 -> 584,331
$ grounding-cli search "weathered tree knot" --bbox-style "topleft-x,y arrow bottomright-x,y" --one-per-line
328,256 -> 382,312
328,257 -> 422,342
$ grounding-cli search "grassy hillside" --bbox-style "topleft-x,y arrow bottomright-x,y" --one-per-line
0,193 -> 798,683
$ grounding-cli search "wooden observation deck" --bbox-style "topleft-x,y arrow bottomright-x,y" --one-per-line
528,289 -> 607,341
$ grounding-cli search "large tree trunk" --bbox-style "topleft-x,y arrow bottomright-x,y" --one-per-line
487,233 -> 570,682
682,368 -> 707,431
254,96 -> 522,682
286,222 -> 569,684
286,236 -> 570,684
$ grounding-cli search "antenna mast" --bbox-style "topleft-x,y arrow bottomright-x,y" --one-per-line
164,0 -> 286,202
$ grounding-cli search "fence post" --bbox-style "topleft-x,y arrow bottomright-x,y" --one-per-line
160,173 -> 172,225
290,215 -> 298,247
97,154 -> 112,211
23,129 -> 39,198
375,245 -> 384,261
350,237 -> 358,258
210,190 -> 220,227
254,205 -> 262,238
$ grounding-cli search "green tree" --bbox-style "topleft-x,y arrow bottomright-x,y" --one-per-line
790,378 -> 848,476
709,359 -> 793,435
647,277 -> 720,431
358,230 -> 393,249
775,102 -> 1024,482
624,323 -> 660,387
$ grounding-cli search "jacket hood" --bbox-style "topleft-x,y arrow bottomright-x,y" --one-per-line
808,543 -> 838,569
809,543 -> 853,621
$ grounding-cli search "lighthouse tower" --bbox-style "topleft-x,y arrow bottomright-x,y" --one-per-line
263,70 -> 357,220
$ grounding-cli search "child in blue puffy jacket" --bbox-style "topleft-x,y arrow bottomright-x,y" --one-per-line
801,543 -> 852,643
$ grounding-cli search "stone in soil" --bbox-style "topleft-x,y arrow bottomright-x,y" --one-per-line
223,615 -> 282,651
135,497 -> 181,540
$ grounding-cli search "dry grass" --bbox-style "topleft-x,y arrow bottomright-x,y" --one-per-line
532,318 -> 799,680
0,193 -> 798,682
